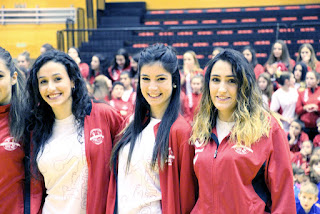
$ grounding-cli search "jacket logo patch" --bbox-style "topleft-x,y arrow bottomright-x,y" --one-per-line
0,137 -> 20,151
231,145 -> 253,155
166,147 -> 175,166
90,129 -> 104,145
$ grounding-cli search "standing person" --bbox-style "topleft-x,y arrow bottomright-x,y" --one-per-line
109,81 -> 134,118
88,53 -> 110,85
181,50 -> 203,97
296,43 -> 320,73
107,44 -> 197,214
129,53 -> 139,78
293,61 -> 308,91
0,47 -> 26,214
242,46 -> 264,79
270,72 -> 298,132
68,47 -> 90,79
183,74 -> 204,125
257,72 -> 273,108
190,49 -> 295,213
265,40 -> 295,72
17,51 -> 31,77
296,70 -> 320,141
27,50 -> 123,214
40,43 -> 54,55
120,71 -> 136,104
107,48 -> 131,82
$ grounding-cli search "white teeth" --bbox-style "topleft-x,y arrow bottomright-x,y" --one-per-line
149,94 -> 160,98
48,94 -> 60,98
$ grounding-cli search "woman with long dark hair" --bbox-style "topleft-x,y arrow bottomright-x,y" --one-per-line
107,48 -> 131,82
107,44 -> 197,214
190,49 -> 295,213
27,50 -> 123,214
0,47 -> 26,214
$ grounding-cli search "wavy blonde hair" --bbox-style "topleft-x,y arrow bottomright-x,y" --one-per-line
191,49 -> 271,147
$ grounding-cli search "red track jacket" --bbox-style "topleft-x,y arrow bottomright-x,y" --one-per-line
30,101 -> 123,214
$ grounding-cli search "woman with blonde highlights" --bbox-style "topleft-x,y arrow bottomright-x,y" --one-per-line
190,49 -> 295,213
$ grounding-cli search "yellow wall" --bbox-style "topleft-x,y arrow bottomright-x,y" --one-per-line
106,0 -> 319,9
0,0 -> 87,59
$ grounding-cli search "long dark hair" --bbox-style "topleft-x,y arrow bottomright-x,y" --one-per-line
110,44 -> 181,169
242,46 -> 259,67
293,61 -> 308,82
111,48 -> 130,71
88,53 -> 108,81
266,40 -> 292,70
0,47 -> 26,141
27,50 -> 91,176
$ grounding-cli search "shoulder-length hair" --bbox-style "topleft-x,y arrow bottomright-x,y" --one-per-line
0,47 -> 26,141
266,40 -> 292,70
27,50 -> 91,175
111,44 -> 181,169
296,43 -> 319,71
242,45 -> 259,67
293,61 -> 308,82
191,49 -> 270,147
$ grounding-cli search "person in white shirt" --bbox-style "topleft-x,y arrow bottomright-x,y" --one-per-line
270,72 -> 299,132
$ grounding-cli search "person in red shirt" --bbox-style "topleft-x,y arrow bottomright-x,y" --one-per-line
27,50 -> 123,214
0,47 -> 26,214
67,47 -> 90,79
190,49 -> 295,213
88,53 -> 110,85
242,46 -> 265,79
107,48 -> 131,82
109,81 -> 133,118
313,117 -> 320,147
183,74 -> 203,124
296,70 -> 320,141
120,71 -> 136,105
107,44 -> 197,214
292,140 -> 313,175
288,119 -> 309,152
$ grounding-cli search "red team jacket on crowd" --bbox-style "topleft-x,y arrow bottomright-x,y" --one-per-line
254,64 -> 265,79
191,116 -> 296,213
289,131 -> 309,152
313,134 -> 320,147
30,101 -> 123,214
106,115 -> 197,214
183,93 -> 202,124
0,104 -> 25,214
107,66 -> 131,82
109,98 -> 134,118
296,87 -> 320,128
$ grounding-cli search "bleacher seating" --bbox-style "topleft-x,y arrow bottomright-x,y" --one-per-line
78,3 -> 320,68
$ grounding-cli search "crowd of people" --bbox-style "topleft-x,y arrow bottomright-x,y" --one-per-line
1,39 -> 320,213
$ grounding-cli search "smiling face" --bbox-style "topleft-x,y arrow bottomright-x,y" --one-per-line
0,59 -> 17,105
209,60 -> 237,122
140,63 -> 173,119
37,61 -> 74,119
